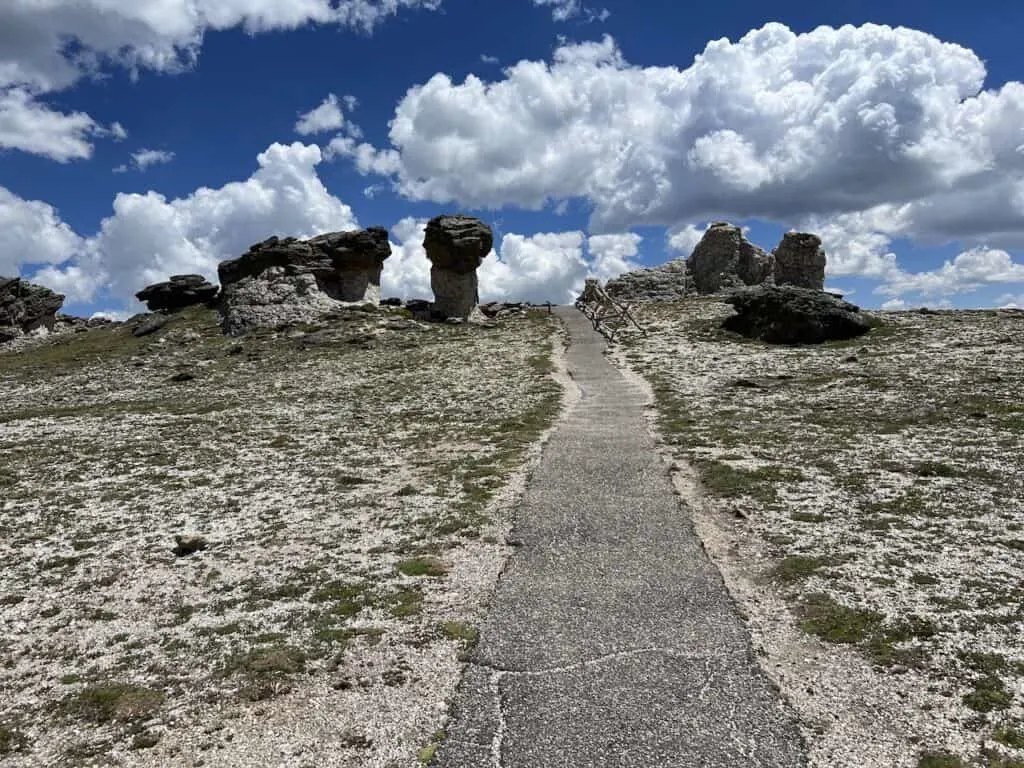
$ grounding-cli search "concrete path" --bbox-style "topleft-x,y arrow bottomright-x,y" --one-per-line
435,307 -> 807,768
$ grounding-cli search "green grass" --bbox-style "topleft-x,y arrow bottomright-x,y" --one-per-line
63,684 -> 165,724
397,557 -> 448,577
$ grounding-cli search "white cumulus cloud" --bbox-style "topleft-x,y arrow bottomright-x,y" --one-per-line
0,186 -> 83,277
295,93 -> 363,137
0,0 -> 441,161
35,142 -> 358,306
340,23 -> 1024,245
877,247 -> 1024,298
114,148 -> 176,173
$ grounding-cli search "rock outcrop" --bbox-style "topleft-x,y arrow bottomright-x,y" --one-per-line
0,277 -> 65,343
722,286 -> 871,344
687,222 -> 775,294
217,227 -> 391,335
772,232 -> 826,290
136,274 -> 219,312
604,259 -> 693,303
423,215 -> 493,320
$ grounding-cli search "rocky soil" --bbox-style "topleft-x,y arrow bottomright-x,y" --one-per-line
0,305 -> 564,767
614,298 -> 1024,768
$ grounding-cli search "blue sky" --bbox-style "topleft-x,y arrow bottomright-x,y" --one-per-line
2,0 -> 1023,316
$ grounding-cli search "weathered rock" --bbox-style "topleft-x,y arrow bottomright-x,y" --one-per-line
603,259 -> 693,303
722,286 -> 872,345
217,227 -> 390,335
172,534 -> 207,556
772,232 -> 826,290
136,274 -> 219,311
687,222 -> 775,294
423,215 -> 493,319
132,314 -> 172,337
0,277 -> 64,342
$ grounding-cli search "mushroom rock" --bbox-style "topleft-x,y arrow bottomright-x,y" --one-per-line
422,215 -> 493,320
217,227 -> 390,335
136,274 -> 219,312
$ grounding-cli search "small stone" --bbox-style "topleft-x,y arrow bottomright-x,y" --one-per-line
173,535 -> 208,556
169,371 -> 196,382
132,314 -> 171,337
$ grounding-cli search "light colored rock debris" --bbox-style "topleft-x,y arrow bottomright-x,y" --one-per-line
0,305 -> 564,767
613,298 -> 1024,768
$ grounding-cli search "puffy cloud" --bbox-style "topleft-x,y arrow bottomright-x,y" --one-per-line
666,224 -> 707,256
0,186 -> 83,277
113,148 -> 176,173
0,88 -> 111,162
997,293 -> 1024,309
481,231 -> 588,304
295,93 -> 362,137
880,298 -> 907,311
586,233 -> 641,280
38,142 -> 357,307
344,24 -> 1024,242
531,0 -> 608,22
383,220 -> 638,304
0,0 -> 440,160
877,247 -> 1024,298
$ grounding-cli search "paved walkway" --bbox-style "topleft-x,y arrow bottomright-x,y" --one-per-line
436,307 -> 806,768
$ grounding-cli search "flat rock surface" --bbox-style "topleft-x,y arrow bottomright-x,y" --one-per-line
437,307 -> 806,767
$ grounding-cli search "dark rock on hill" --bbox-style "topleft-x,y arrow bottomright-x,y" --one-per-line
722,286 -> 871,345
0,277 -> 65,343
136,274 -> 219,312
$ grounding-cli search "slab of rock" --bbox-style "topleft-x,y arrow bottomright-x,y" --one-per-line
136,274 -> 219,312
0,277 -> 64,342
772,232 -> 826,290
722,286 -> 872,345
423,215 -> 493,320
687,222 -> 775,294
217,227 -> 390,335
602,259 -> 693,303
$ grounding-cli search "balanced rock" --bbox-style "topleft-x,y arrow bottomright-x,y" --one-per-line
603,258 -> 693,303
722,286 -> 871,345
0,277 -> 64,343
687,222 -> 775,294
772,232 -> 826,290
136,274 -> 219,312
217,227 -> 390,335
423,215 -> 493,320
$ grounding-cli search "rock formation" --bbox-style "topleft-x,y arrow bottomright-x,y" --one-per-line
687,222 -> 775,294
422,215 -> 493,320
217,227 -> 391,335
136,274 -> 219,312
0,277 -> 65,343
722,286 -> 871,344
772,232 -> 826,290
603,258 -> 693,303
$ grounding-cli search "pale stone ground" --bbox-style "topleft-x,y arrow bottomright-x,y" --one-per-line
611,298 -> 1024,768
0,305 -> 565,768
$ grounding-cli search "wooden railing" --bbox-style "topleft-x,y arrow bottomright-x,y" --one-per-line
574,279 -> 645,343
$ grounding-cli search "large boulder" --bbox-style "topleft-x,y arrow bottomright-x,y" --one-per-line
423,215 -> 493,319
772,232 -> 826,290
722,286 -> 871,345
602,258 -> 694,303
217,227 -> 391,335
687,222 -> 775,294
136,274 -> 219,312
0,277 -> 65,343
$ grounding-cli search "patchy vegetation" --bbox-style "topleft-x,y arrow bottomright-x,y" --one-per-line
0,305 -> 563,766
617,298 -> 1024,768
